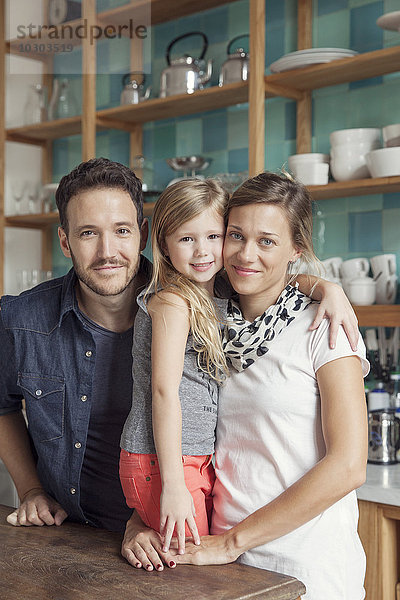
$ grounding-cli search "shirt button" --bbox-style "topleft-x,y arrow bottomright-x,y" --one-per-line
35,389 -> 42,396
85,350 -> 92,358
70,487 -> 76,495
145,476 -> 151,482
81,395 -> 87,402
74,442 -> 82,449
150,460 -> 155,466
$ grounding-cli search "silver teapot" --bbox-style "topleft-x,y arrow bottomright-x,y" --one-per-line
219,34 -> 249,86
160,32 -> 213,97
120,73 -> 151,105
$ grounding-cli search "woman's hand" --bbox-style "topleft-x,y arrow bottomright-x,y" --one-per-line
172,533 -> 239,566
121,512 -> 177,571
160,484 -> 200,554
7,487 -> 67,527
309,280 -> 358,350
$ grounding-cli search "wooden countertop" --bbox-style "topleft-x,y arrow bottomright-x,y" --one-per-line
0,505 -> 306,600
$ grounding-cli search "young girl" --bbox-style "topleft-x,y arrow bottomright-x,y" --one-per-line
120,178 -> 229,556
119,176 -> 360,566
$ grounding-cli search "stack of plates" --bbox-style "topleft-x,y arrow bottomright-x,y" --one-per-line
269,48 -> 358,73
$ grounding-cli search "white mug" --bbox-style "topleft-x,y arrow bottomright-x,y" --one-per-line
321,257 -> 343,280
370,254 -> 397,279
375,274 -> 398,304
340,258 -> 369,280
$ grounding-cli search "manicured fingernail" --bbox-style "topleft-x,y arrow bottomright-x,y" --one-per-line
157,564 -> 163,570
135,562 -> 141,568
146,564 -> 153,570
169,561 -> 176,567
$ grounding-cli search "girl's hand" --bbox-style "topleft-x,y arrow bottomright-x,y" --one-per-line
121,512 -> 176,571
309,281 -> 358,350
160,484 -> 200,554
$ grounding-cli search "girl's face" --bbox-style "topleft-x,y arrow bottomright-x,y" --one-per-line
224,203 -> 301,316
163,207 -> 225,295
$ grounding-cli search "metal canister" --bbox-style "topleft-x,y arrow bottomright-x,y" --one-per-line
368,409 -> 400,464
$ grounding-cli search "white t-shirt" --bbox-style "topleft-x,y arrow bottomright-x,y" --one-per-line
212,303 -> 369,600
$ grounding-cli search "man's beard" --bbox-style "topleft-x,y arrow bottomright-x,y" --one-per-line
71,253 -> 140,297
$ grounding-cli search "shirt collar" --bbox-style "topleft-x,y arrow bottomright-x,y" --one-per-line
57,255 -> 152,328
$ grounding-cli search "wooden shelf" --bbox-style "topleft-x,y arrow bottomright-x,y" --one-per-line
98,0 -> 233,28
97,81 -> 249,127
354,305 -> 400,327
265,46 -> 400,93
6,116 -> 82,145
308,175 -> 400,200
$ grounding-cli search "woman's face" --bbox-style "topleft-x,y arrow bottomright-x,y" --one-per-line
224,203 -> 301,310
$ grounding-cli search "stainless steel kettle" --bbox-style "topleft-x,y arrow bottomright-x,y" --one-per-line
159,31 -> 213,97
219,34 -> 249,86
368,409 -> 400,464
120,73 -> 151,105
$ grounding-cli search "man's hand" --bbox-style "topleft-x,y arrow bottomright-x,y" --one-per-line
121,512 -> 176,571
7,487 -> 68,527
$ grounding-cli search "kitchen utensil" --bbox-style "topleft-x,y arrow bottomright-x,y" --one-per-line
40,183 -> 58,213
48,79 -> 79,120
159,32 -> 213,97
340,258 -> 369,280
27,181 -> 41,214
269,48 -> 358,73
321,257 -> 343,280
288,153 -> 329,168
219,34 -> 249,86
347,273 -> 376,305
166,156 -> 212,186
376,11 -> 400,31
120,73 -> 151,105
371,254 -> 397,278
382,124 -> 400,147
368,409 -> 400,464
329,128 -> 381,146
214,172 -> 249,194
366,147 -> 400,177
23,84 -> 48,125
291,162 -> 329,186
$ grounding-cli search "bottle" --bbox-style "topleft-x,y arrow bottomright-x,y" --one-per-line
390,372 -> 400,407
23,84 -> 47,124
368,382 -> 391,412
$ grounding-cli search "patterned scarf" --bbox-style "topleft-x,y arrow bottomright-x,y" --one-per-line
223,284 -> 312,371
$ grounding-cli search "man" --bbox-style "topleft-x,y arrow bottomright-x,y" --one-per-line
0,157 -> 150,534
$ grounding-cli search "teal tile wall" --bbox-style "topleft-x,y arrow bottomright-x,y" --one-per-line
52,0 -> 400,294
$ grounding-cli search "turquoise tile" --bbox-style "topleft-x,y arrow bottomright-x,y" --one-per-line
284,0 -> 297,55
53,140 -> 69,182
266,1 -> 285,28
314,11 -> 350,49
203,111 -> 227,153
347,194 -> 383,212
350,76 -> 383,90
204,150 -> 228,175
109,130 -> 130,165
318,0 -> 349,15
265,141 -> 287,172
266,26 -> 285,68
95,132 -> 110,161
154,158 -> 176,189
265,99 -> 286,143
67,135 -> 83,170
143,125 -> 154,158
153,22 -> 178,59
201,5 -> 229,45
107,37 -> 130,74
350,2 -> 384,52
153,123 -> 176,160
176,118 -> 202,156
383,194 -> 400,210
96,73 -> 111,109
316,197 -> 349,215
382,208 -> 400,251
228,1 -> 249,40
228,148 -> 248,173
349,210 -> 382,252
314,212 -> 349,257
285,101 -> 296,141
383,80 -> 400,123
227,108 -> 248,150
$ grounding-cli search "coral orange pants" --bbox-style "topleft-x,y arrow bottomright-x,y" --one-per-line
119,450 -> 215,536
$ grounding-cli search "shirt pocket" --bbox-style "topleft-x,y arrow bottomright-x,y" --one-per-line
18,373 -> 65,442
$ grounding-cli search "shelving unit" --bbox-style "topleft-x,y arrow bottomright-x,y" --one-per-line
0,0 -> 399,326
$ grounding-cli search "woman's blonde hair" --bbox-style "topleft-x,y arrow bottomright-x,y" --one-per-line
147,178 -> 229,382
226,171 -> 322,286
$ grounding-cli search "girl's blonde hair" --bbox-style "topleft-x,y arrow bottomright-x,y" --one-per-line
147,178 -> 229,382
226,171 -> 322,286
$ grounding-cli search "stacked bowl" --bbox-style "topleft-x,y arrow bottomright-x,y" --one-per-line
330,128 -> 381,181
288,153 -> 330,185
366,124 -> 400,178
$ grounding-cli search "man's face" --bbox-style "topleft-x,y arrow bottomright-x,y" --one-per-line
58,187 -> 147,297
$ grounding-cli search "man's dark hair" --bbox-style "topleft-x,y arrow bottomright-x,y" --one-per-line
55,157 -> 144,234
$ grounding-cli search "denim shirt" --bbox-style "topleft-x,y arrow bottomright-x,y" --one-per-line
0,260 -> 150,525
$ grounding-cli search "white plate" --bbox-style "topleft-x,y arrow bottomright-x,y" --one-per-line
278,47 -> 358,57
270,50 -> 357,73
377,11 -> 400,31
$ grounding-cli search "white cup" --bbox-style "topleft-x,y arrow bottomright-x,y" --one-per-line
321,257 -> 343,280
370,254 -> 397,279
375,274 -> 398,304
340,258 -> 370,280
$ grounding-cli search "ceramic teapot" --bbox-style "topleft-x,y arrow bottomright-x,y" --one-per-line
159,31 -> 213,97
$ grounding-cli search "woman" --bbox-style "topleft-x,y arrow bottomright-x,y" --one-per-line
123,172 -> 368,600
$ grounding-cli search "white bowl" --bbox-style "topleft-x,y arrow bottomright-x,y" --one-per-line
330,128 -> 381,147
382,124 -> 400,147
330,141 -> 380,159
292,162 -> 329,186
366,147 -> 400,178
347,278 -> 376,306
288,153 -> 329,170
331,156 -> 370,181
